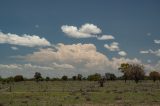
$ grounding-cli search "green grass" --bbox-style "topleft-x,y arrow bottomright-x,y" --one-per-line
0,80 -> 160,106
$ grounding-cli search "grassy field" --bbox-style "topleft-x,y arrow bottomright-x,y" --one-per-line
0,80 -> 160,106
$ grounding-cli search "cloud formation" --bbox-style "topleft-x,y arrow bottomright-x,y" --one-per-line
97,35 -> 115,40
61,23 -> 101,38
118,51 -> 127,56
104,42 -> 120,51
8,43 -> 146,78
0,32 -> 51,47
61,23 -> 115,41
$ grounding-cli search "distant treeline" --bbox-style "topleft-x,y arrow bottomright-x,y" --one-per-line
0,63 -> 160,84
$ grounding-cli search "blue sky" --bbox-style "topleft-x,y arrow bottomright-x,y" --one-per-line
0,0 -> 160,78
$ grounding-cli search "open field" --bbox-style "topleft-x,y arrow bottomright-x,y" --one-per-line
0,80 -> 160,106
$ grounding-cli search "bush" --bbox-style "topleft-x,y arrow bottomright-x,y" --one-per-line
45,76 -> 50,81
105,73 -> 116,80
87,73 -> 101,81
149,71 -> 160,82
61,75 -> 68,81
34,72 -> 42,82
72,76 -> 77,80
14,75 -> 24,82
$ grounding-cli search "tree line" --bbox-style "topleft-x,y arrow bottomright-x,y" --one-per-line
0,63 -> 160,84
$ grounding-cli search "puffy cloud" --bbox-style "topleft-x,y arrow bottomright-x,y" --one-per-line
61,23 -> 101,38
17,43 -> 108,66
79,23 -> 102,34
61,23 -> 116,41
11,46 -> 18,50
154,40 -> 160,44
11,43 -> 147,77
104,42 -> 119,51
97,35 -> 115,40
118,51 -> 127,56
0,32 -> 51,47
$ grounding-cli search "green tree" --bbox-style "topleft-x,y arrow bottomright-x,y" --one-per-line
149,71 -> 160,82
61,75 -> 68,81
34,72 -> 42,82
14,75 -> 24,82
72,76 -> 77,80
87,73 -> 101,81
118,63 -> 130,83
45,76 -> 50,81
119,63 -> 145,83
105,73 -> 116,80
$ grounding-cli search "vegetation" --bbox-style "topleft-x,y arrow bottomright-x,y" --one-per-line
14,75 -> 24,82
87,73 -> 101,81
105,73 -> 116,80
61,75 -> 68,81
119,63 -> 145,83
118,63 -> 130,82
149,71 -> 160,82
34,72 -> 42,82
0,80 -> 160,106
0,63 -> 160,105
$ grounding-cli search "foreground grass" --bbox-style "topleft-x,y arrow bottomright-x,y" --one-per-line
0,80 -> 160,106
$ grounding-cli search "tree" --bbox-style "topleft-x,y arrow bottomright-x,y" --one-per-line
149,71 -> 160,82
105,73 -> 116,80
87,73 -> 101,81
129,64 -> 145,83
72,76 -> 77,80
45,76 -> 50,81
61,75 -> 68,81
34,72 -> 42,82
118,63 -> 130,83
77,74 -> 82,80
119,63 -> 145,83
14,75 -> 24,82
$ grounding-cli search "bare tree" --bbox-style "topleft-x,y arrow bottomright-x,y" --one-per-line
129,64 -> 145,83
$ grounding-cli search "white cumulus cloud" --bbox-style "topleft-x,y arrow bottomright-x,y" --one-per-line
10,43 -> 147,77
118,51 -> 127,56
104,42 -> 120,51
0,32 -> 51,47
61,23 -> 101,38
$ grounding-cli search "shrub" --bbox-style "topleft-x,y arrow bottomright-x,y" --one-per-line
14,75 -> 24,82
61,75 -> 68,81
149,71 -> 160,82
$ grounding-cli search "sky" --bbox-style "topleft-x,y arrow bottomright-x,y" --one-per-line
0,0 -> 160,78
